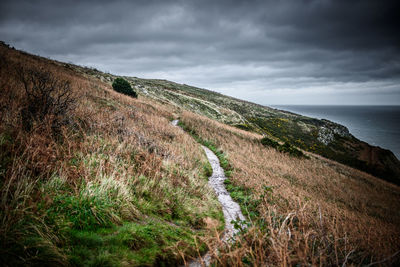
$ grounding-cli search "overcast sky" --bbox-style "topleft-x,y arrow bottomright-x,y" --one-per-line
1,0 -> 399,105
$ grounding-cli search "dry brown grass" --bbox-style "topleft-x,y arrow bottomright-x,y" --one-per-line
180,111 -> 400,266
2,43 -> 399,266
0,44 -> 222,265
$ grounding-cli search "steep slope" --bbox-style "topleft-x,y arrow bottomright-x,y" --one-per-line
61,64 -> 400,185
1,42 -> 400,266
0,42 -> 223,266
179,112 -> 400,266
129,79 -> 400,185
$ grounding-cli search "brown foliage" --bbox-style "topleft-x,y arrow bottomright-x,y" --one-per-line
2,42 -> 399,266
0,43 -> 220,265
181,111 -> 400,266
17,66 -> 75,134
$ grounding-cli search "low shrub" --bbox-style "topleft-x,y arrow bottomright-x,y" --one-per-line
112,78 -> 137,98
278,142 -> 304,157
261,137 -> 305,158
234,123 -> 252,131
260,136 -> 279,148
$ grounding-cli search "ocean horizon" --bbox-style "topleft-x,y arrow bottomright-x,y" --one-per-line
271,105 -> 400,160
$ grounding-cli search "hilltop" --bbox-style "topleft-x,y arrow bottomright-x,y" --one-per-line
1,42 -> 400,266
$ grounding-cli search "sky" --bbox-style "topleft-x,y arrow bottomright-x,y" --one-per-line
1,0 -> 399,105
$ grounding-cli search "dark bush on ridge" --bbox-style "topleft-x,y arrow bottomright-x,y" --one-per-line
278,142 -> 304,157
112,78 -> 137,98
260,136 -> 279,148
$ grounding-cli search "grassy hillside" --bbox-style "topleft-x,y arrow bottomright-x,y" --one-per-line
0,43 -> 223,266
1,42 -> 400,266
179,112 -> 400,266
127,79 -> 400,185
69,69 -> 400,185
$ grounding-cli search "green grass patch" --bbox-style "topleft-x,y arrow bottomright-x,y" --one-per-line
67,220 -> 202,267
46,192 -> 117,230
202,160 -> 213,178
36,151 -> 223,265
37,171 -> 217,266
223,179 -> 261,221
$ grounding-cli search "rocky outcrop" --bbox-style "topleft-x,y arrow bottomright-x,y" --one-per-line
318,120 -> 351,145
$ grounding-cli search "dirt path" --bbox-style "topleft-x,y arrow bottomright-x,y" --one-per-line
201,145 -> 246,238
171,120 -> 246,266
189,146 -> 246,266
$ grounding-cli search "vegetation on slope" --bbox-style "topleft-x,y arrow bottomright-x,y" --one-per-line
180,112 -> 400,266
61,58 -> 400,184
2,42 -> 400,266
0,42 -> 223,266
112,77 -> 137,98
92,76 -> 399,185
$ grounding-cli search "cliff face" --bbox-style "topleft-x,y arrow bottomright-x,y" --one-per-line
293,118 -> 400,184
356,142 -> 400,184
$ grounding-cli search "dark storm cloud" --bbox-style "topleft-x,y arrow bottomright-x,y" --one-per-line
1,0 -> 399,104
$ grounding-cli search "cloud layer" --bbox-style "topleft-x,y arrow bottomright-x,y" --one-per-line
1,0 -> 399,104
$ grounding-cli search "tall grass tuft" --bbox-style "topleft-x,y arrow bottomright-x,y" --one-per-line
0,164 -> 67,266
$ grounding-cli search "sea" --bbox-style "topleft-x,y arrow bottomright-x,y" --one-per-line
271,105 -> 400,160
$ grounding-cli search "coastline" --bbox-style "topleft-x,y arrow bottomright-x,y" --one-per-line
272,105 -> 400,160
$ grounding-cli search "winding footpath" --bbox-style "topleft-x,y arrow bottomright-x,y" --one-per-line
171,120 -> 246,266
201,145 -> 246,239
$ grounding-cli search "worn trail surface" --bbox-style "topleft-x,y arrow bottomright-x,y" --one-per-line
171,120 -> 246,266
202,146 -> 246,238
189,146 -> 246,266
